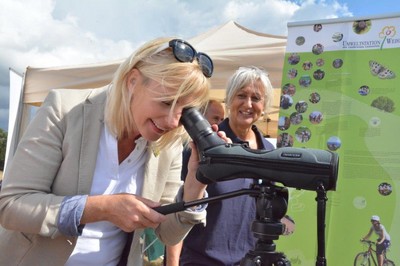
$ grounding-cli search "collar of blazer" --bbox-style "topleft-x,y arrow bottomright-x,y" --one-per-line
77,86 -> 108,194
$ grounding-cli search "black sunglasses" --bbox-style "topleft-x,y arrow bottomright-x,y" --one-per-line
155,39 -> 214,78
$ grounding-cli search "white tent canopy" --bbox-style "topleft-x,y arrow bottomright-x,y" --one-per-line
190,21 -> 287,91
20,21 -> 286,139
6,21 -> 286,171
15,21 -> 286,142
23,21 -> 286,104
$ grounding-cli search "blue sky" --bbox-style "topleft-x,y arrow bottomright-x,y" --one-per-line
1,0 -> 399,132
343,0 -> 399,17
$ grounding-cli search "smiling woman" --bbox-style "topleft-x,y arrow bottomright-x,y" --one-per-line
0,37 -> 227,266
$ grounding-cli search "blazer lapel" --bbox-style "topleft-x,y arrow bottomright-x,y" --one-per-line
77,89 -> 107,194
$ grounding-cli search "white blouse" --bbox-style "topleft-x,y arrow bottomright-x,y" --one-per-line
66,125 -> 148,266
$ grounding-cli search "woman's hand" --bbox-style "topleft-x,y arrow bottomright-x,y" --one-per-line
82,194 -> 167,232
183,124 -> 231,202
211,124 -> 231,142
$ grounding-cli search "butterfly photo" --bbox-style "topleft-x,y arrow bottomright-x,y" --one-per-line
369,60 -> 396,79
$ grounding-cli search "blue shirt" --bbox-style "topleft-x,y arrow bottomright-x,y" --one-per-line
180,118 -> 274,266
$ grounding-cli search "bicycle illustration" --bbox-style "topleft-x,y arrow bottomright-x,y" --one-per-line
354,240 -> 395,266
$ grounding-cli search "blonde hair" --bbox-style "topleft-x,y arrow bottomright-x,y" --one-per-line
225,66 -> 273,115
105,37 -> 211,150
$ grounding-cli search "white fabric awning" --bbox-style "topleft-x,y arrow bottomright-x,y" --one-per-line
21,20 -> 287,136
22,21 -> 286,104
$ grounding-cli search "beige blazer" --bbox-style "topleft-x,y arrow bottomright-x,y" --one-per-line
0,86 -> 205,265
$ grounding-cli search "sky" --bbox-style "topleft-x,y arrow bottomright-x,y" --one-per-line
1,0 -> 400,132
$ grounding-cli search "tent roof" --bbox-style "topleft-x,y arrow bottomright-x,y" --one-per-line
23,20 -> 286,104
21,20 -> 287,137
191,21 -> 287,90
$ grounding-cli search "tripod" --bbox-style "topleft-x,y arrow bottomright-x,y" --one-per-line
154,182 -> 291,265
154,182 -> 328,266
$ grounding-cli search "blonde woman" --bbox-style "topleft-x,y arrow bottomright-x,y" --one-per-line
0,38 -> 227,265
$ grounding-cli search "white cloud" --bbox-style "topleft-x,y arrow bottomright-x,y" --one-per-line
0,0 -> 135,74
288,0 -> 353,22
222,0 -> 299,34
1,0 -> 353,73
219,0 -> 353,35
0,0 -> 354,131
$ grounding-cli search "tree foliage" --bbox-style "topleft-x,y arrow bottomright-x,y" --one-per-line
0,128 -> 7,170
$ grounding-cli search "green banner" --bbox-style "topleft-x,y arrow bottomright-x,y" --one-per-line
276,14 -> 400,265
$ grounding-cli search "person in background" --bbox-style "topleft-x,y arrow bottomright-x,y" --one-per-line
203,99 -> 225,125
168,66 -> 295,266
165,99 -> 225,266
362,215 -> 391,266
0,37 -> 230,266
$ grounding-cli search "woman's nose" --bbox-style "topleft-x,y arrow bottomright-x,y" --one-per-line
167,112 -> 181,129
244,97 -> 253,107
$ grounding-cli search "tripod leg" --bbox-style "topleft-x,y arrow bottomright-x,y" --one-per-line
315,184 -> 327,266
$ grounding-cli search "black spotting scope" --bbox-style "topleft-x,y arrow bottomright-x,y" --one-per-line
180,107 -> 339,191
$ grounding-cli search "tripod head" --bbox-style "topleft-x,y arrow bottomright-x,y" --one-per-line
240,182 -> 292,266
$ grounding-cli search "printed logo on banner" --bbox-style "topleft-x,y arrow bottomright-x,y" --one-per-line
379,26 -> 397,49
343,21 -> 400,49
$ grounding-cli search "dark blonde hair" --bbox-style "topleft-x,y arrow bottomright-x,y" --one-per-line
200,99 -> 224,114
105,37 -> 211,150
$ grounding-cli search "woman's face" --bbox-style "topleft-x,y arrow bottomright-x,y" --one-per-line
128,69 -> 194,141
229,82 -> 265,129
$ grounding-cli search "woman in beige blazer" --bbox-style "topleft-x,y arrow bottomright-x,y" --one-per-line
0,37 -> 222,265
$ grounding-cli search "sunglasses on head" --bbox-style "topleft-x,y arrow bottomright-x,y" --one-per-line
154,39 -> 214,78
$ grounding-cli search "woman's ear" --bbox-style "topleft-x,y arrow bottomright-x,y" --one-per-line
126,68 -> 140,91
